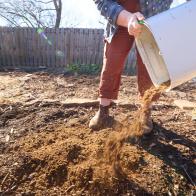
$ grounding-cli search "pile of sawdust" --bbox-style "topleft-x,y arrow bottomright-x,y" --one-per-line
104,82 -> 170,176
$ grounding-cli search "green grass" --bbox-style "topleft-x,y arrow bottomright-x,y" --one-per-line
67,64 -> 101,75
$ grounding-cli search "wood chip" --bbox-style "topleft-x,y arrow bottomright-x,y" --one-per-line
192,108 -> 196,120
5,135 -> 10,142
10,128 -> 14,134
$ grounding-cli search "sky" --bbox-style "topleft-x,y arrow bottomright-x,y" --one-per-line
62,0 -> 186,28
0,0 -> 187,28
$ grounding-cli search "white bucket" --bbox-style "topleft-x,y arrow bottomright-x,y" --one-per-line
135,1 -> 196,91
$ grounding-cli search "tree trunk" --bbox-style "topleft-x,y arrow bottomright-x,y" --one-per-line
53,0 -> 62,28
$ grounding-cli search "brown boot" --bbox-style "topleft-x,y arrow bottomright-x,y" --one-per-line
89,105 -> 111,131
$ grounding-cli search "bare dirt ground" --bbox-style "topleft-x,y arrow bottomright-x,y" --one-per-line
0,71 -> 195,195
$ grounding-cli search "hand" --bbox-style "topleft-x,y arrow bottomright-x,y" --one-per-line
127,12 -> 145,37
117,10 -> 145,37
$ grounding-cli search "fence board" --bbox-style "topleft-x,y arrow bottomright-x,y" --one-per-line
3,28 -> 8,66
0,28 -> 4,66
24,28 -> 29,67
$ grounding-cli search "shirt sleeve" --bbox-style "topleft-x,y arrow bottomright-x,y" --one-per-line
93,0 -> 124,26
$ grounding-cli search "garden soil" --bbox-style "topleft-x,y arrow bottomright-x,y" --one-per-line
0,71 -> 195,195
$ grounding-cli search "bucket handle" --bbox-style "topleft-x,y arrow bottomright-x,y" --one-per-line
138,20 -> 145,25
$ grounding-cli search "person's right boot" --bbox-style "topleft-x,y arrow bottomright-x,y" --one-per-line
89,104 -> 111,131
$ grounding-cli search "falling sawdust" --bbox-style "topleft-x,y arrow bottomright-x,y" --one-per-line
104,82 -> 170,176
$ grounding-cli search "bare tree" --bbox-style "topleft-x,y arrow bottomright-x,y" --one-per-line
0,0 -> 62,28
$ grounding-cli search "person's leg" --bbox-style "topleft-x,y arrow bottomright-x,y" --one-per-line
89,28 -> 134,130
89,0 -> 140,130
99,29 -> 134,101
99,0 -> 140,106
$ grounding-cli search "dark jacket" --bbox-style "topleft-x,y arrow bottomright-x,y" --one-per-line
93,0 -> 174,42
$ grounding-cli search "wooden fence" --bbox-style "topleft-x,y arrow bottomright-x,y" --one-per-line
0,27 -> 136,73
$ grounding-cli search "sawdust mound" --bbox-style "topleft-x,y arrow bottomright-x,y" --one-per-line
3,125 -> 151,195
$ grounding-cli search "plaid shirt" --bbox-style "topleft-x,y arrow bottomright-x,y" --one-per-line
94,0 -> 174,42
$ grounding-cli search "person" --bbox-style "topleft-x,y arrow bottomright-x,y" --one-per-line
89,0 -> 189,132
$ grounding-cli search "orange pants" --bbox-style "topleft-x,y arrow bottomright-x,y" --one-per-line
99,0 -> 155,100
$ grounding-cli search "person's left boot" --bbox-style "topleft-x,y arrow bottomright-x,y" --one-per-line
89,104 -> 112,131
